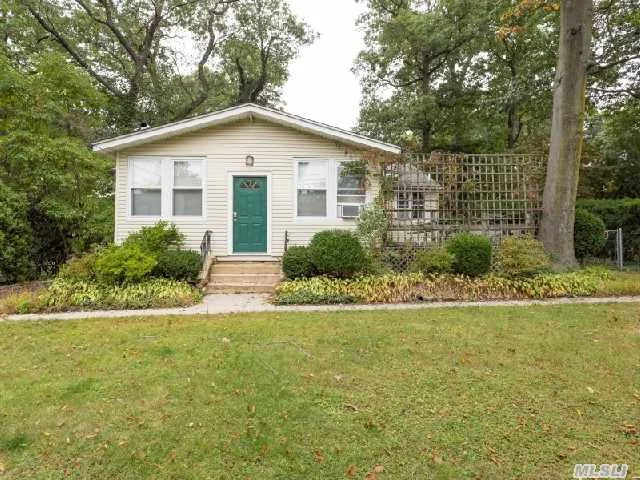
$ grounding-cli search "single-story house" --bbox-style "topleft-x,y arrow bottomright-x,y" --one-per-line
92,104 -> 401,264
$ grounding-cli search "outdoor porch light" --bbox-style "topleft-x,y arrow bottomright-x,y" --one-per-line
245,155 -> 255,167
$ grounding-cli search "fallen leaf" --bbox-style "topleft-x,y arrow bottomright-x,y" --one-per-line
373,465 -> 384,473
221,337 -> 230,344
0,461 -> 4,476
345,464 -> 357,477
313,449 -> 324,463
343,403 -> 359,412
431,450 -> 443,465
586,386 -> 595,394
248,405 -> 256,414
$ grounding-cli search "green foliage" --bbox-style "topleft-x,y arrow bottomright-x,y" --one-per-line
94,245 -> 157,285
12,278 -> 202,313
410,248 -> 454,274
446,233 -> 492,277
57,253 -> 99,283
15,0 -> 315,129
355,201 -> 389,254
274,291 -> 356,306
574,208 -> 606,259
152,250 -> 202,284
0,181 -> 33,283
0,52 -> 113,277
493,236 -> 550,277
274,269 -> 612,305
124,222 -> 184,255
308,230 -> 368,279
282,246 -> 316,279
577,198 -> 640,261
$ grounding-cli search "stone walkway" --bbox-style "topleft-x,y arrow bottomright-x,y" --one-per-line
2,295 -> 640,322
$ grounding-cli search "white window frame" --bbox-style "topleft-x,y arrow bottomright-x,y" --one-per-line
294,158 -> 367,221
127,156 -> 206,220
170,158 -> 205,218
294,159 -> 332,219
337,163 -> 367,214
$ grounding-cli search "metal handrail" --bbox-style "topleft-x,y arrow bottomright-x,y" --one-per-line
200,230 -> 213,259
284,230 -> 289,252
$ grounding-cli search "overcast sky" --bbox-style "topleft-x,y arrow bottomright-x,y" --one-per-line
282,0 -> 366,131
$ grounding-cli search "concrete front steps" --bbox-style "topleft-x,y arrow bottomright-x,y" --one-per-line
207,260 -> 282,294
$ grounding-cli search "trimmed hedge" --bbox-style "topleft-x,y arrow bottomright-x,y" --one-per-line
308,230 -> 368,278
574,208 -> 607,259
446,233 -> 492,277
153,250 -> 202,283
94,244 -> 157,284
577,198 -> 640,261
282,246 -> 316,279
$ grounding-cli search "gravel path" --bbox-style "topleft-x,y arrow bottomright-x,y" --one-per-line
2,295 -> 640,322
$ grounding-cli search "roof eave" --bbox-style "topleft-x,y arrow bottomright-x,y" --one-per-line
92,104 -> 401,155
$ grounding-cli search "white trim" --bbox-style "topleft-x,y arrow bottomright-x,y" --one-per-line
227,172 -> 272,256
93,103 -> 402,155
126,155 -> 206,221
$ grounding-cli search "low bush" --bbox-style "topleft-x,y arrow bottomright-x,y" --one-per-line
493,236 -> 550,277
274,269 -> 612,305
446,233 -> 492,277
282,246 -> 316,279
124,221 -> 184,254
574,208 -> 606,259
308,230 -> 368,279
57,252 -> 99,282
9,278 -> 202,313
274,291 -> 356,305
410,247 -> 454,274
577,198 -> 640,261
94,244 -> 157,284
153,250 -> 202,283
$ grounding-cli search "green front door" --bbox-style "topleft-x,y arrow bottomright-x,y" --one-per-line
233,176 -> 268,253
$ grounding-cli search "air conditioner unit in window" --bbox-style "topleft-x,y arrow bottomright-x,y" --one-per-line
338,204 -> 362,219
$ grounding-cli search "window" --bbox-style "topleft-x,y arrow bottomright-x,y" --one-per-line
131,158 -> 162,216
397,191 -> 426,220
297,160 -> 328,217
173,159 -> 203,216
337,164 -> 366,205
129,157 -> 204,217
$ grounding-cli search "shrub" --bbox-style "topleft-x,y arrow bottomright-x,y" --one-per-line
0,181 -> 33,283
94,244 -> 157,284
576,199 -> 639,260
356,201 -> 388,253
308,230 -> 368,278
57,252 -> 99,282
152,250 -> 202,283
574,208 -> 606,259
493,236 -> 550,277
124,221 -> 184,254
282,246 -> 316,279
410,247 -> 454,274
446,233 -> 492,277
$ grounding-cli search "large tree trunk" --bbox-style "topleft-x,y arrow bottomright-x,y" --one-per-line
540,0 -> 593,268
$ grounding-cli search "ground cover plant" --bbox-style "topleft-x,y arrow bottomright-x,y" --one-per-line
0,222 -> 203,314
274,268 -> 640,305
0,303 -> 639,478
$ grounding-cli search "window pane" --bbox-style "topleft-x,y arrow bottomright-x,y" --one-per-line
131,158 -> 161,187
338,195 -> 366,204
297,190 -> 326,216
132,189 -> 161,216
173,189 -> 203,216
298,161 -> 327,189
174,160 -> 202,187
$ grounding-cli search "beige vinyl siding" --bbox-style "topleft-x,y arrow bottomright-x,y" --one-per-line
115,119 -> 379,256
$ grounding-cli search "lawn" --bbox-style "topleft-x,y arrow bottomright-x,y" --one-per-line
1,304 -> 639,479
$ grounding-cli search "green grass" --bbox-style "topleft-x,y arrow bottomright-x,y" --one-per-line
1,304 -> 639,478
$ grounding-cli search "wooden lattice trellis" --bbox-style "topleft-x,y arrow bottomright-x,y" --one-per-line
381,152 -> 545,270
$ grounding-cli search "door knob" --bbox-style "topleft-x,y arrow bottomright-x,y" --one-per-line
233,211 -> 237,221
